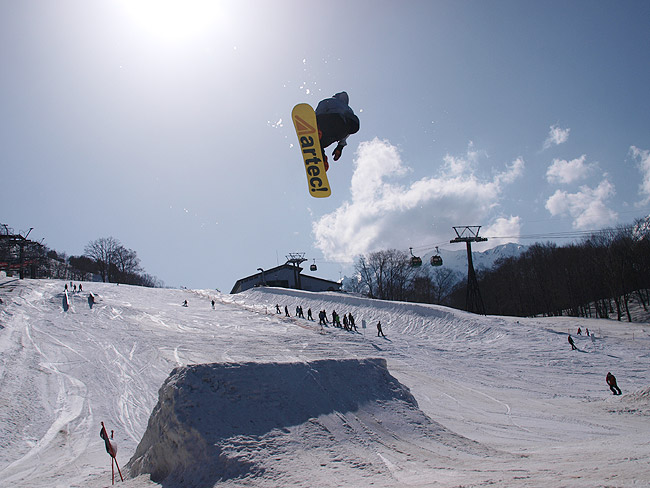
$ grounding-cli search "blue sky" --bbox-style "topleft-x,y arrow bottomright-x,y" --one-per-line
2,0 -> 649,290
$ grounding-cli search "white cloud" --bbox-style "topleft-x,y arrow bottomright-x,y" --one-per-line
543,124 -> 570,149
545,179 -> 618,229
442,141 -> 483,176
312,138 -> 525,261
546,154 -> 593,184
630,146 -> 650,205
473,216 -> 522,251
495,157 -> 525,186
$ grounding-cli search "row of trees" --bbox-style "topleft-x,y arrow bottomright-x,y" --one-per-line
349,249 -> 461,305
349,218 -> 650,322
68,236 -> 162,286
0,227 -> 162,287
464,221 -> 650,320
83,237 -> 138,283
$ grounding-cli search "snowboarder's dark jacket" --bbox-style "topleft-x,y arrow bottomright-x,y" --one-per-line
315,92 -> 359,149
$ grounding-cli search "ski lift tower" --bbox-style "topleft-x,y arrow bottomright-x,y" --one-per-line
286,252 -> 307,290
450,226 -> 487,315
0,225 -> 33,279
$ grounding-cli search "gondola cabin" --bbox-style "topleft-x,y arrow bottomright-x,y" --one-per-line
409,248 -> 422,267
310,260 -> 317,272
430,247 -> 443,267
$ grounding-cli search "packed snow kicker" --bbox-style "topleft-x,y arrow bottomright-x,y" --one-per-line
0,278 -> 649,487
127,359 -> 493,487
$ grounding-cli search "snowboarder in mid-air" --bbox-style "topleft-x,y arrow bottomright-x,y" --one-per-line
315,91 -> 360,170
606,372 -> 622,395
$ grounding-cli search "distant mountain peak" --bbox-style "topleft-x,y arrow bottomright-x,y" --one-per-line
421,242 -> 527,275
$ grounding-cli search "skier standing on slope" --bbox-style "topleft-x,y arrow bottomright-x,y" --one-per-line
606,372 -> 622,395
348,313 -> 357,331
377,321 -> 386,338
315,91 -> 360,170
568,334 -> 577,350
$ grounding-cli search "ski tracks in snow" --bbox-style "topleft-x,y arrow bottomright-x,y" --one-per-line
0,309 -> 91,485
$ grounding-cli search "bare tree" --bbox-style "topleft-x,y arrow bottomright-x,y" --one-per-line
68,255 -> 98,281
354,249 -> 417,301
137,273 -> 165,288
84,237 -> 120,282
113,246 -> 142,281
355,254 -> 376,298
430,267 -> 462,305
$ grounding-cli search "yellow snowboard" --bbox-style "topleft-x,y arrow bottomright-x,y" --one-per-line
291,103 -> 331,198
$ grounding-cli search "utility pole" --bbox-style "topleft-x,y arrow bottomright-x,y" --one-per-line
285,253 -> 307,290
450,226 -> 487,315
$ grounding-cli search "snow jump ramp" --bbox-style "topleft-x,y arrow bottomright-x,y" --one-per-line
127,358 -> 494,487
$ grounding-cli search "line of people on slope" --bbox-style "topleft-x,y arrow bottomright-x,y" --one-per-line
63,281 -> 98,309
274,303 -> 388,337
64,282 -> 84,293
319,309 -> 357,332
275,304 -> 358,330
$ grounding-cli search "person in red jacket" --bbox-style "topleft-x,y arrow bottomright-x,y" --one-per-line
606,372 -> 622,395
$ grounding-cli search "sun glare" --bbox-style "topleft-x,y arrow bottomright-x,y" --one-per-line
121,0 -> 221,41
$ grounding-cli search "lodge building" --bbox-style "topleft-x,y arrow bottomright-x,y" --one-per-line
230,263 -> 341,294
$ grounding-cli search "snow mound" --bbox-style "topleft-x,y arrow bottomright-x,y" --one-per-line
127,358 -> 493,487
633,386 -> 650,399
622,386 -> 650,414
605,386 -> 650,417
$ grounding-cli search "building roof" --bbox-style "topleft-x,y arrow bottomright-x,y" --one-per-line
230,263 -> 340,294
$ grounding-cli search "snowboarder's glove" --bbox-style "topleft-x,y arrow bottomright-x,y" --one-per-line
333,145 -> 343,161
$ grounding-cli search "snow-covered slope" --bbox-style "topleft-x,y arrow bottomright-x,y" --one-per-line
0,278 -> 649,487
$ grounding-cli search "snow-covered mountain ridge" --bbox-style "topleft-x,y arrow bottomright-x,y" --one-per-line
422,242 -> 527,276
